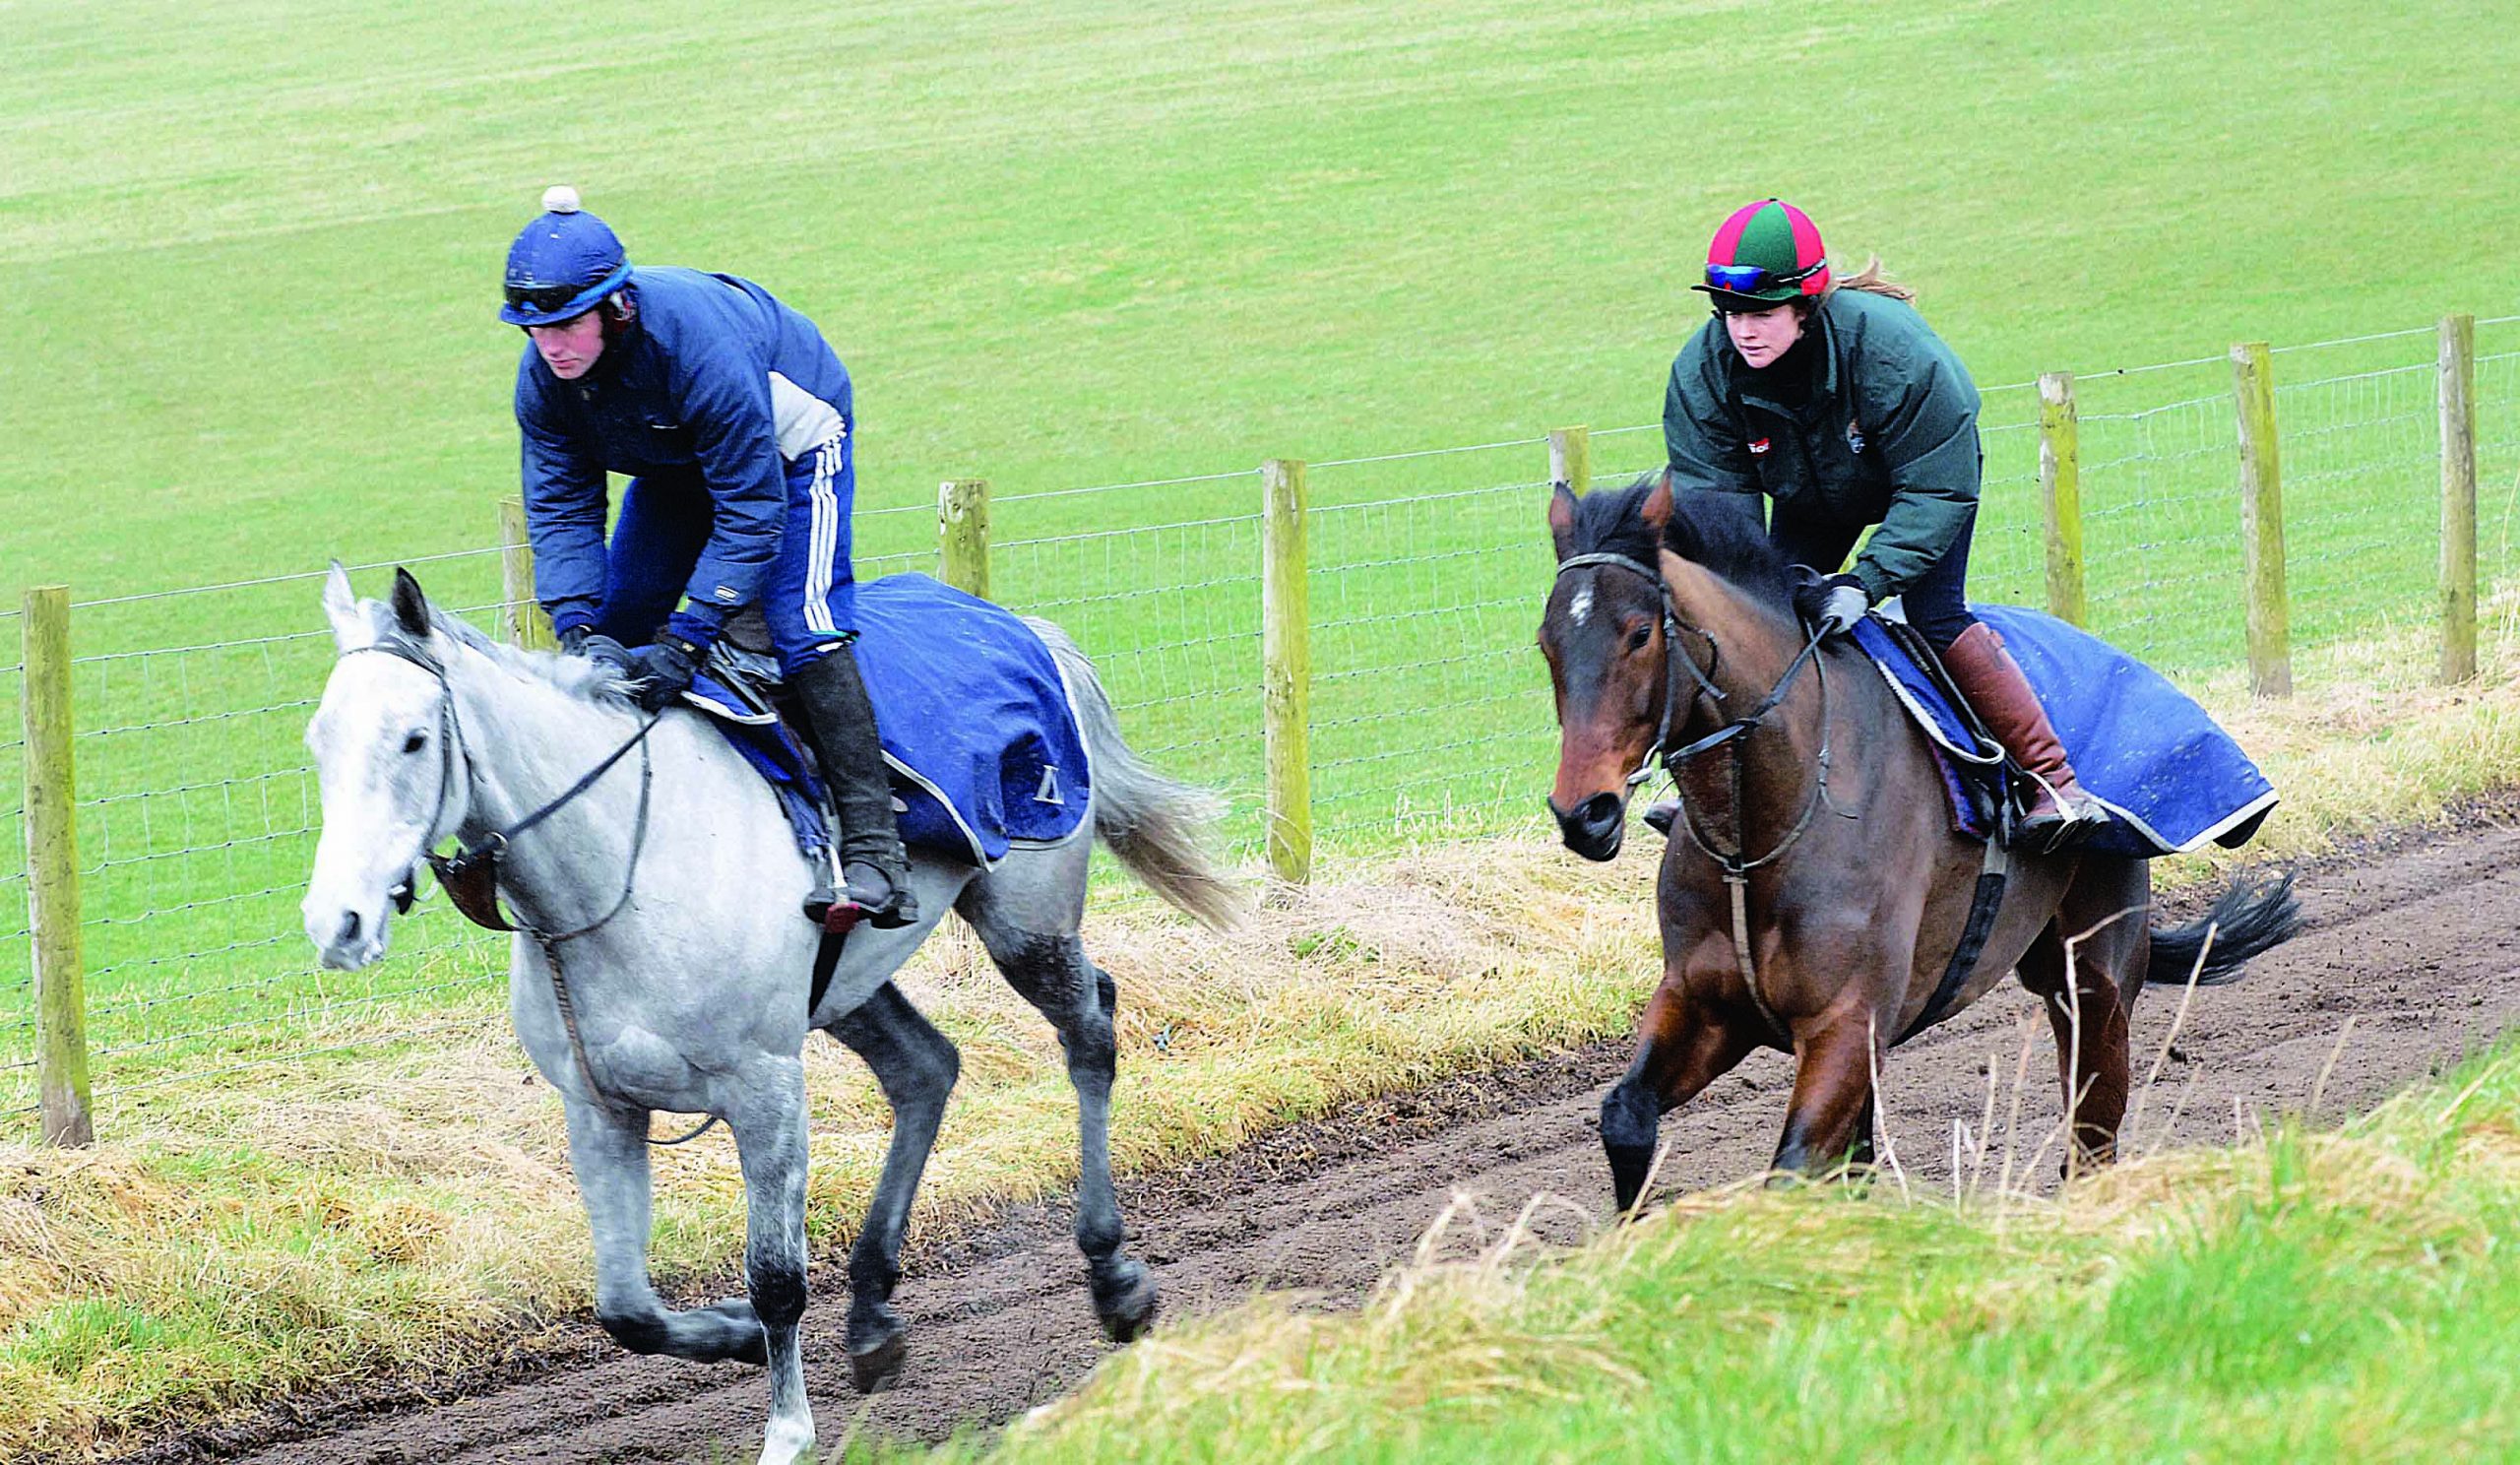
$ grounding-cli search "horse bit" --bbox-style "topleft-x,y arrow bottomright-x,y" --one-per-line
343,638 -> 715,1144
1553,551 -> 1855,1038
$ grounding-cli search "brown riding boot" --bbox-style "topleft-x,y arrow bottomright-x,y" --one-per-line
1939,622 -> 2105,848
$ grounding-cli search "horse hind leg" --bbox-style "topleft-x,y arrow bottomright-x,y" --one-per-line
2019,917 -> 2140,1176
561,1094 -> 769,1367
991,930 -> 1158,1341
825,981 -> 961,1392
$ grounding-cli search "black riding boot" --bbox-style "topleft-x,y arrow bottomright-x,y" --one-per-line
790,646 -> 918,929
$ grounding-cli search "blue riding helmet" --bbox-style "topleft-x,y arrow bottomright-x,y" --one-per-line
499,186 -> 633,327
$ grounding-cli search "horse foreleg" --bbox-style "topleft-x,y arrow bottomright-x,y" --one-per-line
726,1063 -> 815,1465
562,1094 -> 768,1366
1602,967 -> 1760,1215
826,981 -> 961,1392
1770,1014 -> 1879,1181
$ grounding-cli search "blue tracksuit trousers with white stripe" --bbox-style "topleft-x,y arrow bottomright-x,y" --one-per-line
593,432 -> 855,674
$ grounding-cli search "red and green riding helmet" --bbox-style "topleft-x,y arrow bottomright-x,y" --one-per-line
1692,199 -> 1831,312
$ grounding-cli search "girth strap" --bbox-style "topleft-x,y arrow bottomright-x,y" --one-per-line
1895,836 -> 2012,1044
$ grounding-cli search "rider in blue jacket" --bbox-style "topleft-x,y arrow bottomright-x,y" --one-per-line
502,186 -> 914,928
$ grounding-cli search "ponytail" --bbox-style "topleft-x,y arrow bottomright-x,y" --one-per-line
1832,254 -> 1916,303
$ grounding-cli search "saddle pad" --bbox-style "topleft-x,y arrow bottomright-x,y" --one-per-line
1850,605 -> 2277,859
684,573 -> 1094,868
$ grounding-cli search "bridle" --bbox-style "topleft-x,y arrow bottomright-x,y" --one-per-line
338,636 -> 712,1142
345,637 -> 658,940
1551,550 -> 1852,1037
1550,551 -> 1841,829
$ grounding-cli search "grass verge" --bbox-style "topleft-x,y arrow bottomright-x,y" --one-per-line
932,1039 -> 2520,1465
7,599 -> 2520,1460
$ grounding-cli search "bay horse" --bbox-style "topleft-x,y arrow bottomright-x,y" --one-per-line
302,567 -> 1240,1465
1540,476 -> 2295,1207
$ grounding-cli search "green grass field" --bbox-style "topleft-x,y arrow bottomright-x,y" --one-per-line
9,0 -> 2520,597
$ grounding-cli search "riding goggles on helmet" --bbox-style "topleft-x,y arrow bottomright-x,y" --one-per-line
505,282 -> 596,317
1704,258 -> 1827,295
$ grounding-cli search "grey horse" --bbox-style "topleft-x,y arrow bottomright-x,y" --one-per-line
301,566 -> 1239,1465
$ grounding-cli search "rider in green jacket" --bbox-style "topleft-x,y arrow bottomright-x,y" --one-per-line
1661,198 -> 2103,847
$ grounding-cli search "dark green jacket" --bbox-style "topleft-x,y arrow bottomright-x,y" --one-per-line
1662,288 -> 1982,603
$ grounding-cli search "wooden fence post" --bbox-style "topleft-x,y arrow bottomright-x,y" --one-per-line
2439,314 -> 2479,683
23,587 -> 94,1147
1547,426 -> 1591,496
2231,342 -> 2293,698
938,478 -> 992,600
1261,459 -> 1312,884
497,498 -> 555,651
2037,371 -> 2088,627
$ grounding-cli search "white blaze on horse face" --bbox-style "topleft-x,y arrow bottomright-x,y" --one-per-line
301,651 -> 448,971
1569,583 -> 1594,627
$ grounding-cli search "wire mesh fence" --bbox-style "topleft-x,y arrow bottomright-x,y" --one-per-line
9,315 -> 2520,1130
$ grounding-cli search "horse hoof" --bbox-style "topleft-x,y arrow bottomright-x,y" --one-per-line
848,1326 -> 910,1394
1093,1265 -> 1161,1344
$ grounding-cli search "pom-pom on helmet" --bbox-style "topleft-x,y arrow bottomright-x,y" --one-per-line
1692,199 -> 1830,313
500,186 -> 632,327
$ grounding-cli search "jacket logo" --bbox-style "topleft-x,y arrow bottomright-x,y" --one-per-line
1035,766 -> 1065,805
1847,418 -> 1867,454
1748,437 -> 1772,455
714,586 -> 739,603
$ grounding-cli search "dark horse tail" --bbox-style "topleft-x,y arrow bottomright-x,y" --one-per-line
2148,871 -> 2300,986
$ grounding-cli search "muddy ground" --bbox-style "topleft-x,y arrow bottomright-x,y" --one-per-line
143,817 -> 2520,1463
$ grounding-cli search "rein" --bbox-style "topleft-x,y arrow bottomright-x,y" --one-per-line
1553,551 -> 1850,1039
342,640 -> 715,1145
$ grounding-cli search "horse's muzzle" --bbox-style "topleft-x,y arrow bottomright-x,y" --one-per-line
1550,792 -> 1626,862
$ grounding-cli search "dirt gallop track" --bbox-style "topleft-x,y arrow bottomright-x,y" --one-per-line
158,820 -> 2520,1464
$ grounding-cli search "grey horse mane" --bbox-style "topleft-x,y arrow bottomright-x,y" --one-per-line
355,595 -> 636,705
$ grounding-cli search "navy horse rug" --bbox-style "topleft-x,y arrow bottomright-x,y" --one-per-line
684,574 -> 1093,868
1851,604 -> 2276,859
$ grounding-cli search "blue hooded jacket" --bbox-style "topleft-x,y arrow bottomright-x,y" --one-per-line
515,266 -> 852,642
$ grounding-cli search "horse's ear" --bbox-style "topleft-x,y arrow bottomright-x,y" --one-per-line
390,568 -> 431,639
321,561 -> 364,650
1547,483 -> 1580,558
1640,472 -> 1673,535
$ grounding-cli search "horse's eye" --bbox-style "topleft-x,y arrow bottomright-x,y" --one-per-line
402,731 -> 427,754
1626,624 -> 1655,653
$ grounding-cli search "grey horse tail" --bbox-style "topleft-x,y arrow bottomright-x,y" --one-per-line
1026,617 -> 1247,930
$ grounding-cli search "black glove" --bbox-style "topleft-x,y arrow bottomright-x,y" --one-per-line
624,634 -> 702,711
1793,572 -> 1870,637
558,625 -> 639,680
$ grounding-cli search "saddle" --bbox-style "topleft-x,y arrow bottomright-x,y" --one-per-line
1847,610 -> 2013,846
1851,603 -> 2278,860
672,573 -> 1098,869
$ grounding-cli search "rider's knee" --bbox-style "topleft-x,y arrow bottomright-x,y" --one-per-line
1909,601 -> 1979,653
